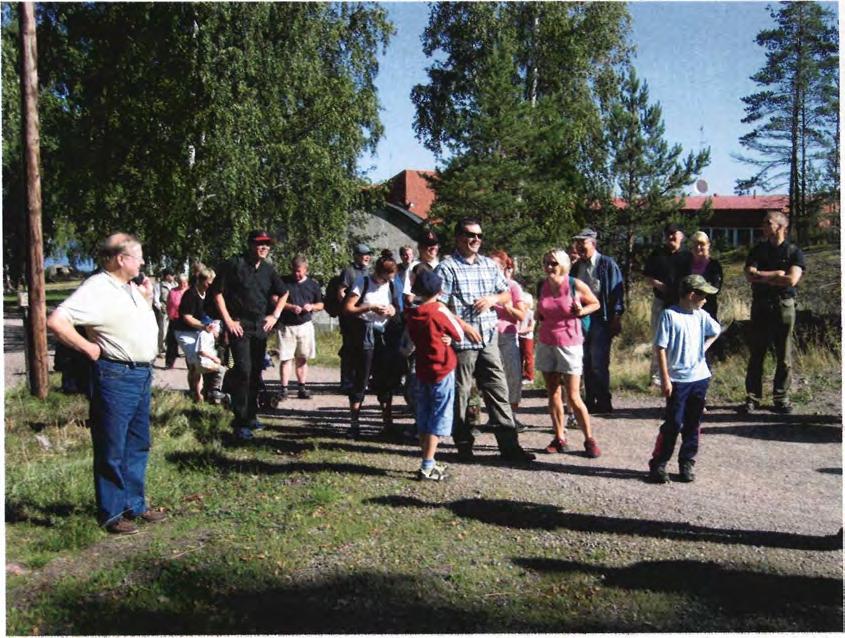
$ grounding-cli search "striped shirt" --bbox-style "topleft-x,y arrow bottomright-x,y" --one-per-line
435,253 -> 508,351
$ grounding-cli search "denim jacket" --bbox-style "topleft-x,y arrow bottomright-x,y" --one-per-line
576,253 -> 625,323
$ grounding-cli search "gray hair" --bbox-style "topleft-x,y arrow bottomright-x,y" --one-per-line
97,233 -> 140,264
291,255 -> 308,269
766,211 -> 789,228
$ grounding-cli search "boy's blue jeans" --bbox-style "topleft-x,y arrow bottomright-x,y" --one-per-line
415,371 -> 455,437
650,377 -> 709,468
89,359 -> 152,526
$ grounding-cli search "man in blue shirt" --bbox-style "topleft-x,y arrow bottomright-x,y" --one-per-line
648,274 -> 721,484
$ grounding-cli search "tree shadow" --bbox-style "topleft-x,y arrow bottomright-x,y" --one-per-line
5,499 -> 89,527
817,467 -> 842,475
166,449 -> 394,478
700,422 -> 841,443
512,557 -> 843,631
366,496 -> 843,551
243,430 -> 421,459
30,565 -> 580,634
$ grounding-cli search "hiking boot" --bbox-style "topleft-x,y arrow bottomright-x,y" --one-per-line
679,461 -> 695,483
278,387 -> 289,402
771,403 -> 793,415
501,447 -> 536,463
417,465 -> 447,481
544,437 -> 567,454
565,414 -> 578,430
235,427 -> 254,441
297,386 -> 312,399
648,463 -> 669,484
584,437 -> 602,459
456,446 -> 474,462
594,402 -> 614,414
128,509 -> 167,523
740,398 -> 759,414
106,518 -> 139,535
347,420 -> 360,440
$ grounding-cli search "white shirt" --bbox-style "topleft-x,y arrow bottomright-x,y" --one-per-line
351,275 -> 393,327
575,251 -> 602,295
402,257 -> 440,296
55,271 -> 158,363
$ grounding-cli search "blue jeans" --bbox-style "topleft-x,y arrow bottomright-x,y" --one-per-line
650,377 -> 709,468
583,319 -> 612,407
89,359 -> 152,525
415,371 -> 455,436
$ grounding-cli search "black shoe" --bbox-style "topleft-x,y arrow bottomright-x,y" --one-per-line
456,446 -> 474,462
347,421 -> 360,440
648,463 -> 669,484
679,461 -> 695,483
771,403 -> 793,415
278,387 -> 289,401
297,386 -> 311,399
594,401 -> 614,414
740,398 -> 759,414
500,447 -> 536,464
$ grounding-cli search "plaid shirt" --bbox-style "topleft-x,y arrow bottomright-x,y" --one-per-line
435,252 -> 508,351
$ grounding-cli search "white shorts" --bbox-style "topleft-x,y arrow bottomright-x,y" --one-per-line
278,321 -> 317,361
535,342 -> 583,376
175,330 -> 200,366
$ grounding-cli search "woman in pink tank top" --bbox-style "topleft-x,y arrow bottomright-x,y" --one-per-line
535,248 -> 602,458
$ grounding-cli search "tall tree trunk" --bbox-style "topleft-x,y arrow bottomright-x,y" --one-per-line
19,1 -> 49,399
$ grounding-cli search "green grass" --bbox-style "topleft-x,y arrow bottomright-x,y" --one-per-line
5,374 -> 841,633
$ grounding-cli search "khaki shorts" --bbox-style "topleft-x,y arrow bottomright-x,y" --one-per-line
278,321 -> 316,361
535,342 -> 583,376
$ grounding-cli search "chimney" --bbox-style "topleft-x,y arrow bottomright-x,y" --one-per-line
752,190 -> 756,198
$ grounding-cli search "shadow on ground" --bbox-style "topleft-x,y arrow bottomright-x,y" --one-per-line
366,495 -> 843,551
22,556 -> 843,634
514,557 -> 843,631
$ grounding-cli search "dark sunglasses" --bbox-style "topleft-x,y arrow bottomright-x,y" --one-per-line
461,231 -> 483,240
544,260 -> 559,267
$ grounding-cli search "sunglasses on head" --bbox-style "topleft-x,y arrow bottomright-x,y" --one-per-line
461,231 -> 483,240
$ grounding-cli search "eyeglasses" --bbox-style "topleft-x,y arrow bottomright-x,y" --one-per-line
461,231 -> 483,240
121,253 -> 144,263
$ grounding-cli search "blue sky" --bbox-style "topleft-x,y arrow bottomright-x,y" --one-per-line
357,1 -> 838,196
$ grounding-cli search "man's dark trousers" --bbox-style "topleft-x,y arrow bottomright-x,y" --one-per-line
745,297 -> 795,406
583,319 -> 612,410
228,318 -> 267,428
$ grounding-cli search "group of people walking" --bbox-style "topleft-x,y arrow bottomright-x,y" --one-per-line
46,209 -> 805,531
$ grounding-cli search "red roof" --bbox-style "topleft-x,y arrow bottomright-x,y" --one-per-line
611,194 -> 788,211
386,170 -> 437,219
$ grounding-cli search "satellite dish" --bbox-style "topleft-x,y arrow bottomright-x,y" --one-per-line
695,179 -> 709,195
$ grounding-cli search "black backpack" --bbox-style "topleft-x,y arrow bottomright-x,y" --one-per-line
323,273 -> 346,318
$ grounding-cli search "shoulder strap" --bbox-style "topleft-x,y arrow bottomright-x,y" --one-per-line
536,278 -> 544,300
569,276 -> 577,300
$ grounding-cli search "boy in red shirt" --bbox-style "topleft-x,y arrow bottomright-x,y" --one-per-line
404,268 -> 464,480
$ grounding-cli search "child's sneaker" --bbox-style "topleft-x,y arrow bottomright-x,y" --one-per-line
565,414 -> 578,430
417,465 -> 447,481
584,437 -> 601,458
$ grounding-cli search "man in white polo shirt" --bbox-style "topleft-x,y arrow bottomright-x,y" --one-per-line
47,232 -> 166,535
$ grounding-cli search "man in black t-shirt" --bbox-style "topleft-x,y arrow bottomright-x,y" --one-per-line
275,255 -> 324,400
643,223 -> 693,383
211,230 -> 289,439
743,211 -> 806,414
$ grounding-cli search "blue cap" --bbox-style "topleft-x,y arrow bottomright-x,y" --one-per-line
411,269 -> 442,298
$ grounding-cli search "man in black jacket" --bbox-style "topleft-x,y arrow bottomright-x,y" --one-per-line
211,230 -> 288,440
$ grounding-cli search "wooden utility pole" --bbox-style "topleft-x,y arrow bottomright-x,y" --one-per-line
20,2 -> 49,399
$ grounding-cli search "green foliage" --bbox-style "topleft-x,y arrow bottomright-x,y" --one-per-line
590,66 -> 710,300
734,1 -> 839,241
2,3 -> 393,278
412,2 -> 632,261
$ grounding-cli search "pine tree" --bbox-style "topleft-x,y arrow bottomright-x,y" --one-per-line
735,1 -> 838,241
594,67 -> 710,302
412,2 -> 631,268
